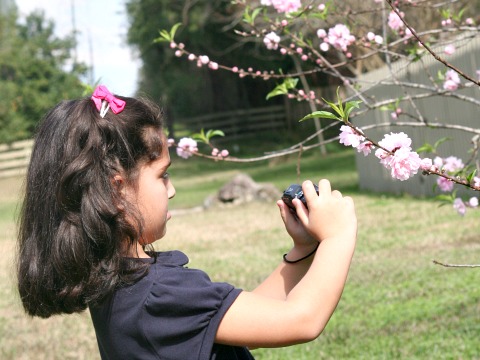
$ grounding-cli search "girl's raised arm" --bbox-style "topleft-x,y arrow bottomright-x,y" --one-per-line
215,179 -> 357,347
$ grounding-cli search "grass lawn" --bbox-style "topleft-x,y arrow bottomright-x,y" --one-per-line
1,149 -> 479,359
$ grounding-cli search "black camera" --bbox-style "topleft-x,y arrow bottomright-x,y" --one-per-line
282,183 -> 319,210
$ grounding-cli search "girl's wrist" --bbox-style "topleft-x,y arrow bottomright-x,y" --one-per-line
284,242 -> 319,264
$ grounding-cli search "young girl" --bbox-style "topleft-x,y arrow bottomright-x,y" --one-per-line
17,85 -> 357,359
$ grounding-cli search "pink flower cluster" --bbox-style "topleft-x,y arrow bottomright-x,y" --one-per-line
374,132 -> 422,181
433,156 -> 464,192
453,197 -> 479,216
318,24 -> 356,53
443,69 -> 461,91
339,125 -> 373,156
264,32 -> 281,50
211,148 -> 230,158
261,0 -> 302,13
388,10 -> 405,32
176,137 -> 198,159
366,32 -> 383,45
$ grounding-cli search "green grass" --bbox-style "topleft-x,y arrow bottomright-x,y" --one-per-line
1,149 -> 480,359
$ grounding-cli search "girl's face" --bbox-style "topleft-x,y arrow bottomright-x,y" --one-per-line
124,141 -> 175,245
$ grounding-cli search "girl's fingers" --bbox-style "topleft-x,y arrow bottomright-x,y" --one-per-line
316,179 -> 332,195
331,190 -> 343,199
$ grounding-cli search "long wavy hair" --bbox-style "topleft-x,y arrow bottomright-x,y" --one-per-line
17,95 -> 165,318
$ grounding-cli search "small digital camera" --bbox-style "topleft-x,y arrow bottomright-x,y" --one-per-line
282,183 -> 319,210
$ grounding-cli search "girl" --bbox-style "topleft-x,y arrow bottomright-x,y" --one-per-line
17,85 -> 357,359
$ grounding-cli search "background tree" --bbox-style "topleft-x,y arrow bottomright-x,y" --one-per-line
126,0 -> 300,122
0,7 -> 87,143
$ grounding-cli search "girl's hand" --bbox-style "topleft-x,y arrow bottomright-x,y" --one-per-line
294,179 -> 357,242
277,198 -> 317,251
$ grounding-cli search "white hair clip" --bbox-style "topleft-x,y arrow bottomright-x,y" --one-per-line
99,100 -> 110,118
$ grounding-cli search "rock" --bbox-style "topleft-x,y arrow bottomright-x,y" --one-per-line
205,173 -> 281,208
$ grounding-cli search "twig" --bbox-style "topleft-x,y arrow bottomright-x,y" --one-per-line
432,260 -> 480,268
386,0 -> 480,86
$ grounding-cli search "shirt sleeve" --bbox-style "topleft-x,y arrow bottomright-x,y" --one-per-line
142,263 -> 243,360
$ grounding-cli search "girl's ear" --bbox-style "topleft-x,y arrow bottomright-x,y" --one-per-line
112,175 -> 125,194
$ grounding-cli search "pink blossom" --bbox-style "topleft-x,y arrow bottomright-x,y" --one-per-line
442,156 -> 464,172
444,44 -> 456,55
301,54 -> 308,61
211,148 -> 219,156
339,125 -> 365,148
469,197 -> 478,208
390,112 -> 398,120
320,42 -> 330,52
220,149 -> 230,157
208,62 -> 219,70
375,132 -> 413,167
270,0 -> 302,13
388,11 -> 405,31
466,18 -> 474,25
176,137 -> 198,159
199,55 -> 210,64
326,24 -> 355,52
317,29 -> 327,38
433,156 -> 444,168
167,138 -> 175,147
264,32 -> 281,50
388,147 -> 422,181
357,141 -> 374,156
443,69 -> 461,90
281,20 -> 288,26
443,80 -> 459,91
318,3 -> 326,11
374,35 -> 383,44
420,158 -> 433,171
474,176 -> 480,188
261,0 -> 273,5
437,177 -> 454,192
175,50 -> 183,57
377,132 -> 412,152
453,198 -> 466,216
188,54 -> 196,61
367,32 -> 375,41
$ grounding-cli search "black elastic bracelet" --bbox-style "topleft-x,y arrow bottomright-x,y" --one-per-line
283,243 -> 319,264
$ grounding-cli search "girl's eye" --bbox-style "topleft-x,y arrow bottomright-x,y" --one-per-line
161,172 -> 170,179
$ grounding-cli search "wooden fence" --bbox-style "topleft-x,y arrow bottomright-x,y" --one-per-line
176,104 -> 290,141
0,105 -> 300,179
0,139 -> 33,179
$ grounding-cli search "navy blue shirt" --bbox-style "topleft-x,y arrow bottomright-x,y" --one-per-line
90,251 -> 254,360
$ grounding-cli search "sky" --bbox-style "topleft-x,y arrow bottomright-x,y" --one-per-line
16,0 -> 140,96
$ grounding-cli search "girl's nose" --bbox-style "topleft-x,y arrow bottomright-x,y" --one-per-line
168,181 -> 176,199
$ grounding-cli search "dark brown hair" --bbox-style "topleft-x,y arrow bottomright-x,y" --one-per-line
17,95 -> 164,318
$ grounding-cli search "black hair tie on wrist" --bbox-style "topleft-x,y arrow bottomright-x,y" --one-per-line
283,243 -> 319,264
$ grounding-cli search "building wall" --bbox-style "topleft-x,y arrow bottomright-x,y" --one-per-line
353,33 -> 480,197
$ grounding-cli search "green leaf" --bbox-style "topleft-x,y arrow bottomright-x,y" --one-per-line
467,169 -> 477,183
435,194 -> 454,203
299,111 -> 340,122
154,23 -> 182,43
170,23 -> 182,39
206,129 -> 225,138
266,78 -> 298,100
433,137 -> 451,150
416,143 -> 435,154
344,100 -> 362,119
251,8 -> 262,24
153,29 -> 171,43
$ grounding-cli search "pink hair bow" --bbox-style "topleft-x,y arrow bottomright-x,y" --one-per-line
91,85 -> 126,118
